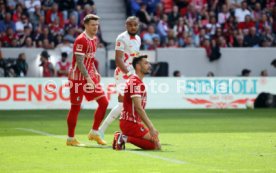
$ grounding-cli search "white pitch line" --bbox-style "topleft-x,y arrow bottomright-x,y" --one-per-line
16,128 -> 66,139
128,151 -> 186,164
16,128 -> 186,165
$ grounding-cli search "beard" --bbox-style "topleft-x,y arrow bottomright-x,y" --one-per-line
143,69 -> 151,75
128,30 -> 137,36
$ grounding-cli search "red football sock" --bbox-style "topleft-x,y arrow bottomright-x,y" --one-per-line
67,104 -> 81,137
127,136 -> 156,150
92,96 -> 108,130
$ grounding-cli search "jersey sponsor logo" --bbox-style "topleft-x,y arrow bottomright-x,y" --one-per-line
130,51 -> 140,57
76,44 -> 83,51
134,86 -> 141,92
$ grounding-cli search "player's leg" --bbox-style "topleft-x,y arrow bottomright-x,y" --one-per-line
66,80 -> 84,146
98,95 -> 123,135
126,135 -> 157,150
125,125 -> 160,150
92,95 -> 108,131
98,76 -> 126,136
85,84 -> 108,145
67,104 -> 81,138
114,120 -> 161,150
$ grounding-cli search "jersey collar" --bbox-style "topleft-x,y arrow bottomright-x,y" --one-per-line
84,31 -> 94,40
130,35 -> 136,40
127,32 -> 137,40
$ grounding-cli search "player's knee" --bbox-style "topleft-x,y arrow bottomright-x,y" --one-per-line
99,96 -> 109,108
70,104 -> 81,113
118,95 -> 124,102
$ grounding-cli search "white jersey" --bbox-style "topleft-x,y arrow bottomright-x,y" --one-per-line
114,31 -> 141,95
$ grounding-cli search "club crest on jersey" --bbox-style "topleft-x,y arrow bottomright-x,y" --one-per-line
76,44 -> 83,51
116,42 -> 121,47
76,96 -> 80,101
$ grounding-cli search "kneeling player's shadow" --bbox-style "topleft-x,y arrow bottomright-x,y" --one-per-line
124,143 -> 175,152
78,143 -> 112,149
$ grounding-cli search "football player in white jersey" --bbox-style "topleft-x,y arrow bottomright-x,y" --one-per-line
99,16 -> 141,138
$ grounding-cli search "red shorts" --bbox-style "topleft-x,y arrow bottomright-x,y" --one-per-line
120,120 -> 149,138
69,80 -> 105,104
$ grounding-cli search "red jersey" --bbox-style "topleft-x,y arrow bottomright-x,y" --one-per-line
68,32 -> 98,81
120,75 -> 147,123
42,61 -> 54,77
56,61 -> 70,77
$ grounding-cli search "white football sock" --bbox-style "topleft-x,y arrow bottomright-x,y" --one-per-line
122,135 -> 127,142
89,129 -> 98,135
67,137 -> 74,141
99,103 -> 123,133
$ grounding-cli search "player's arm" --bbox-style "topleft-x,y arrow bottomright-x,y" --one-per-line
115,50 -> 129,74
60,70 -> 68,75
115,38 -> 132,76
132,96 -> 159,141
76,54 -> 94,86
92,60 -> 101,82
55,63 -> 63,76
48,63 -> 55,77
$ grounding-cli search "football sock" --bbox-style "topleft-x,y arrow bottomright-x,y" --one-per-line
99,102 -> 123,133
67,104 -> 81,137
92,96 -> 108,130
89,129 -> 98,135
67,137 -> 74,141
127,136 -> 156,150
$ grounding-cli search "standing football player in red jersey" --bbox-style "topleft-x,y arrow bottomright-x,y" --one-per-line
113,55 -> 161,150
66,14 -> 108,146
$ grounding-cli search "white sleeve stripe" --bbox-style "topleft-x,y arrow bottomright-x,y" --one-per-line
74,52 -> 85,56
131,95 -> 141,98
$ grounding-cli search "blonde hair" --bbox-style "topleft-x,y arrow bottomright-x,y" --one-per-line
83,14 -> 100,24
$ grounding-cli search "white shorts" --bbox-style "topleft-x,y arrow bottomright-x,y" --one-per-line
114,67 -> 135,96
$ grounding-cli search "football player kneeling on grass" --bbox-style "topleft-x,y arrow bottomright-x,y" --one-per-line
113,55 -> 161,150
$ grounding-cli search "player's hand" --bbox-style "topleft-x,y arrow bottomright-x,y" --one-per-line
123,71 -> 133,79
95,72 -> 101,83
149,128 -> 159,142
86,77 -> 95,90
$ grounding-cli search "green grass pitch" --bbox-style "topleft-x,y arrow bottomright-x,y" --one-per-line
0,109 -> 276,173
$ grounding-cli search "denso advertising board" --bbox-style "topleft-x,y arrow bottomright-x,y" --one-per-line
0,77 -> 275,109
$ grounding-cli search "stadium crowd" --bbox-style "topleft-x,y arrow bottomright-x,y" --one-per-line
0,0 -> 108,48
127,0 -> 276,50
1,0 -> 276,77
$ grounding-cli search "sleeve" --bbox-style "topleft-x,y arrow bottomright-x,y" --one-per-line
137,35 -> 141,46
73,37 -> 87,56
130,79 -> 143,98
115,35 -> 125,52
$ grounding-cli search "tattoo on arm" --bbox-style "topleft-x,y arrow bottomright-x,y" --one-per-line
76,54 -> 89,78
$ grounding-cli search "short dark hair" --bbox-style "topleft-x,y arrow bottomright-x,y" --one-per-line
132,55 -> 148,69
40,50 -> 50,58
83,14 -> 100,24
126,16 -> 138,24
173,70 -> 180,77
61,52 -> 68,58
242,69 -> 251,76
